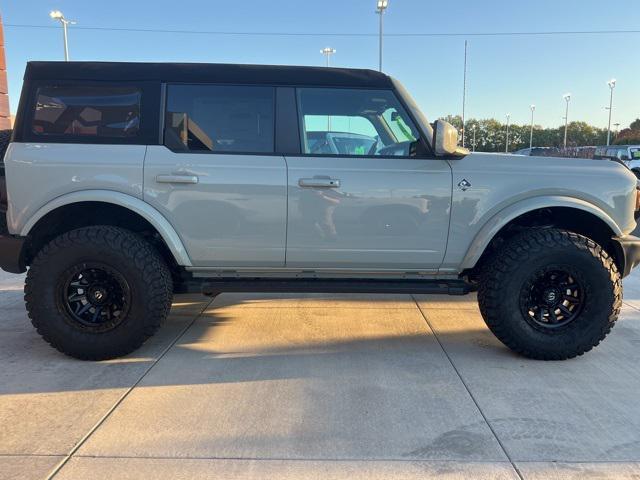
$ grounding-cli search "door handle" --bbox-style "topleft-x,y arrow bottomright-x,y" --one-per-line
156,174 -> 199,184
298,178 -> 341,188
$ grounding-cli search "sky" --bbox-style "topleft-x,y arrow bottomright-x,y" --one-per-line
1,0 -> 639,129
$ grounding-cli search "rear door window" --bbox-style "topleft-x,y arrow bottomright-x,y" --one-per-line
32,86 -> 141,138
164,85 -> 275,154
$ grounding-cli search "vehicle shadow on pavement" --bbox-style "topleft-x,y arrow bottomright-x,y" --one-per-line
2,285 -> 640,395
0,289 -> 519,395
2,275 -> 640,469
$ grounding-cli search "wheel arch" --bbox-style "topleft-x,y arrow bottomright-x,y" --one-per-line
21,191 -> 191,268
461,197 -> 623,275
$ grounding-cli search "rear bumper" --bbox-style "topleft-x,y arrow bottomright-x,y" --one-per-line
0,234 -> 26,274
612,235 -> 640,278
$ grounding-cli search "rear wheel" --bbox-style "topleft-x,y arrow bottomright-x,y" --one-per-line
478,228 -> 621,360
25,226 -> 173,360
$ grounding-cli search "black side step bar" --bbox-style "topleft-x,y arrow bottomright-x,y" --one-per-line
183,278 -> 472,297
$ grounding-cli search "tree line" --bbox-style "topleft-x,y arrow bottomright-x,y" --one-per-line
440,116 -> 640,152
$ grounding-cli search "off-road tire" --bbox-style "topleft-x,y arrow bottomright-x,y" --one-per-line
478,228 -> 621,360
25,226 -> 173,360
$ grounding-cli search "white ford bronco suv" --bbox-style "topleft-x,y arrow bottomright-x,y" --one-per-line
1,61 -> 639,361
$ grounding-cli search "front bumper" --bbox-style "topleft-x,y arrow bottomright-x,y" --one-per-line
612,235 -> 640,278
0,234 -> 26,274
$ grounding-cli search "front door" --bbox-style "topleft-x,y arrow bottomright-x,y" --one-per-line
285,87 -> 452,271
144,84 -> 287,267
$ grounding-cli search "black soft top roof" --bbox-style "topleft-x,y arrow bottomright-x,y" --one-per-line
24,61 -> 394,88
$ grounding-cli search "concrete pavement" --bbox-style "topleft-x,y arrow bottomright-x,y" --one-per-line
1,270 -> 640,479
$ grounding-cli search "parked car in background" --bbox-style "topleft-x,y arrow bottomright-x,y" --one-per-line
594,145 -> 640,177
513,147 -> 560,156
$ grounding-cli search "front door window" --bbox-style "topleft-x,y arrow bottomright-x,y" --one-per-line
297,88 -> 425,158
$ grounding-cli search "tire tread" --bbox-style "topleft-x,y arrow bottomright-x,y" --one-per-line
477,228 -> 621,360
25,226 -> 173,360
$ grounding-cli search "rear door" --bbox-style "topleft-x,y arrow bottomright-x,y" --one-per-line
144,84 -> 287,267
284,87 -> 452,271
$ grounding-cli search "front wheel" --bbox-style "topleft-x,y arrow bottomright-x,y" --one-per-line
25,226 -> 173,360
477,228 -> 621,360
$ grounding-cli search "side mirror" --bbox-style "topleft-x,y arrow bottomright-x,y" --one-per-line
433,120 -> 470,157
433,120 -> 460,156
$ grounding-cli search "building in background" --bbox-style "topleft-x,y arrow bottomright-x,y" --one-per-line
0,15 -> 10,130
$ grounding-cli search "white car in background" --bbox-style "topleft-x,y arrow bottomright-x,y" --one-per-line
595,145 -> 640,176
512,147 -> 560,157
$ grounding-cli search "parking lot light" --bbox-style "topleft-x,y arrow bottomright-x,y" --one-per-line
606,79 -> 616,146
529,105 -> 536,150
320,48 -> 336,130
563,93 -> 571,148
320,47 -> 336,67
472,124 -> 477,152
505,113 -> 511,153
376,0 -> 389,72
49,10 -> 76,61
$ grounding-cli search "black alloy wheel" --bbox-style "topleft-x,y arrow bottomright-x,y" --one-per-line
60,263 -> 132,332
520,267 -> 584,330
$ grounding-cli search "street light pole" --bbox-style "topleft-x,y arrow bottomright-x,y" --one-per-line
472,124 -> 477,152
606,79 -> 616,146
49,10 -> 75,61
320,47 -> 336,131
461,40 -> 468,148
563,93 -> 571,149
320,47 -> 336,67
529,104 -> 536,150
376,0 -> 389,72
505,114 -> 511,153
61,20 -> 69,61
